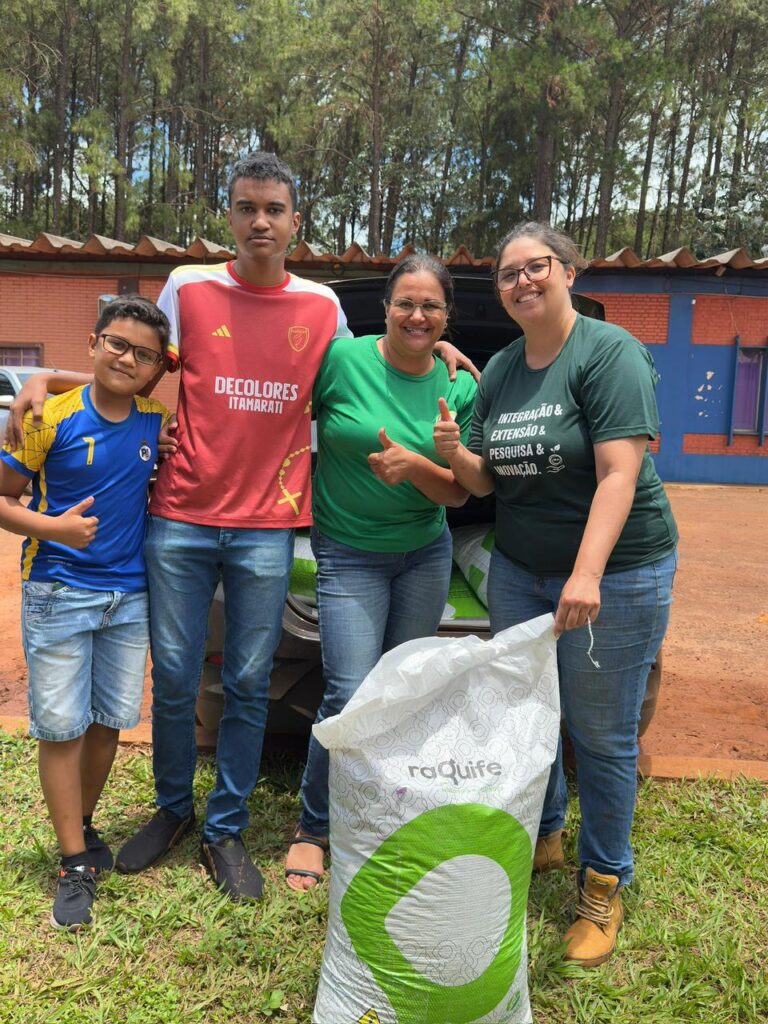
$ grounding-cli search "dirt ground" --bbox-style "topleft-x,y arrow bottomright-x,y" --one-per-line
0,484 -> 766,762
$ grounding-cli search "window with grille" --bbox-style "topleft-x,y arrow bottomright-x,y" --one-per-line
729,340 -> 767,445
0,346 -> 42,368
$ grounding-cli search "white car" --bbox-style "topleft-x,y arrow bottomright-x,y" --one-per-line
0,366 -> 57,436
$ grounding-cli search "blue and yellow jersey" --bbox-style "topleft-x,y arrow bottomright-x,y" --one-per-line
0,385 -> 169,591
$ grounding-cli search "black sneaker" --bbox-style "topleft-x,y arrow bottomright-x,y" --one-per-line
84,824 -> 114,875
115,808 -> 196,874
200,835 -> 264,901
51,864 -> 96,931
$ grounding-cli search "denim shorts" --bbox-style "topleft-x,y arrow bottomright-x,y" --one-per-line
21,581 -> 149,742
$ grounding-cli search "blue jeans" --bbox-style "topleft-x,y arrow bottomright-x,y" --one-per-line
299,526 -> 453,836
22,583 -> 148,741
146,515 -> 293,841
487,546 -> 677,886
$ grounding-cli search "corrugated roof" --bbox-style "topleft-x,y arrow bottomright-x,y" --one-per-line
0,232 -> 32,247
1,231 -> 767,271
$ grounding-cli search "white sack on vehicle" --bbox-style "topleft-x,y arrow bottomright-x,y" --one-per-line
312,613 -> 559,1024
451,524 -> 495,607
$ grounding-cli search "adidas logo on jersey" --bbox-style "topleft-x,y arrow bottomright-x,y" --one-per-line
212,324 -> 231,337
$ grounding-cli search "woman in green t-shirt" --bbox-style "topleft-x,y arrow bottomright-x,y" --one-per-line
434,223 -> 678,968
285,255 -> 477,890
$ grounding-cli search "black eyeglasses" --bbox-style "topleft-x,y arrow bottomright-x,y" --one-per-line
493,255 -> 568,292
99,334 -> 163,366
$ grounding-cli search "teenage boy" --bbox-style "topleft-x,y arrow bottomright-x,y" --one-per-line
0,297 -> 170,930
114,151 -> 357,901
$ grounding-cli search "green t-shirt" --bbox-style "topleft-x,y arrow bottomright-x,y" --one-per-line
468,314 -> 678,575
313,335 -> 477,552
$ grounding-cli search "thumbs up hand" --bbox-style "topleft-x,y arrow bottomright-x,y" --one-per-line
433,398 -> 461,457
54,496 -> 99,549
368,427 -> 414,485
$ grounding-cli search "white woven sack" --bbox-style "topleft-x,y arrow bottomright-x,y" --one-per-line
312,613 -> 559,1024
452,524 -> 494,607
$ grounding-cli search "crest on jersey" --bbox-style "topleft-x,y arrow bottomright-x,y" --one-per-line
139,442 -> 152,462
288,326 -> 310,352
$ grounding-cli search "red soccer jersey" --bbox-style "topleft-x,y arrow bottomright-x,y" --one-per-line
149,262 -> 351,528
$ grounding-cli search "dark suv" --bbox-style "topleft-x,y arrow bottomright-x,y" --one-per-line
196,275 -> 661,736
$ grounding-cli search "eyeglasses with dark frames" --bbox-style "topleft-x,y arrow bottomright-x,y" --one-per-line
493,255 -> 568,292
99,333 -> 163,366
385,298 -> 449,318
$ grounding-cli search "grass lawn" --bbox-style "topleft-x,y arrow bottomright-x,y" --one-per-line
0,731 -> 766,1024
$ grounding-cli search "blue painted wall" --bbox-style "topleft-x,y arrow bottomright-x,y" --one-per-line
574,271 -> 768,485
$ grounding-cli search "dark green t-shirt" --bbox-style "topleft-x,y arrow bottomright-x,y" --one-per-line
313,335 -> 477,552
468,314 -> 678,575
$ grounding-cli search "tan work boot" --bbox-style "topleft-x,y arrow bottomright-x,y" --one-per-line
562,867 -> 624,967
533,829 -> 565,872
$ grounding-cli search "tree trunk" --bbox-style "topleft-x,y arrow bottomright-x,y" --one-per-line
594,77 -> 623,256
634,2 -> 674,254
145,79 -> 158,232
337,212 -> 347,254
647,127 -> 671,256
727,40 -> 753,218
194,25 -> 209,205
113,0 -> 133,238
432,29 -> 469,253
475,30 -> 498,233
533,104 -> 556,223
661,104 -> 680,252
382,53 -> 420,256
52,4 -> 72,233
67,61 -> 77,235
576,152 -> 593,251
672,99 -> 700,248
367,2 -> 385,255
634,100 -> 662,255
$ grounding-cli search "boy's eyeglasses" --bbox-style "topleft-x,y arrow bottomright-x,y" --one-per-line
385,299 -> 448,318
99,333 -> 163,366
493,255 -> 568,292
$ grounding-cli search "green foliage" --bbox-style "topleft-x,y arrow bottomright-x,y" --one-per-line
2,0 -> 768,255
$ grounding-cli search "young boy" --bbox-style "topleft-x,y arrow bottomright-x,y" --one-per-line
0,297 -> 170,930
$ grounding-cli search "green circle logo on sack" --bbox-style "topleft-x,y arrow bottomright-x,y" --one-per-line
340,803 -> 531,1024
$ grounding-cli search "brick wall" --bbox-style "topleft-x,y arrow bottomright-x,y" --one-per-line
691,296 -> 768,345
0,270 -> 179,410
683,433 -> 768,456
581,293 -> 669,344
686,296 -> 768,457
3,268 -> 768,471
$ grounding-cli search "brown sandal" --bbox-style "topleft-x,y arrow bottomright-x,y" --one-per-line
285,831 -> 330,885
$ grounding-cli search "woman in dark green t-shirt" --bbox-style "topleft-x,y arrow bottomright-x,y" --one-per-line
285,255 -> 477,890
434,222 -> 678,969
